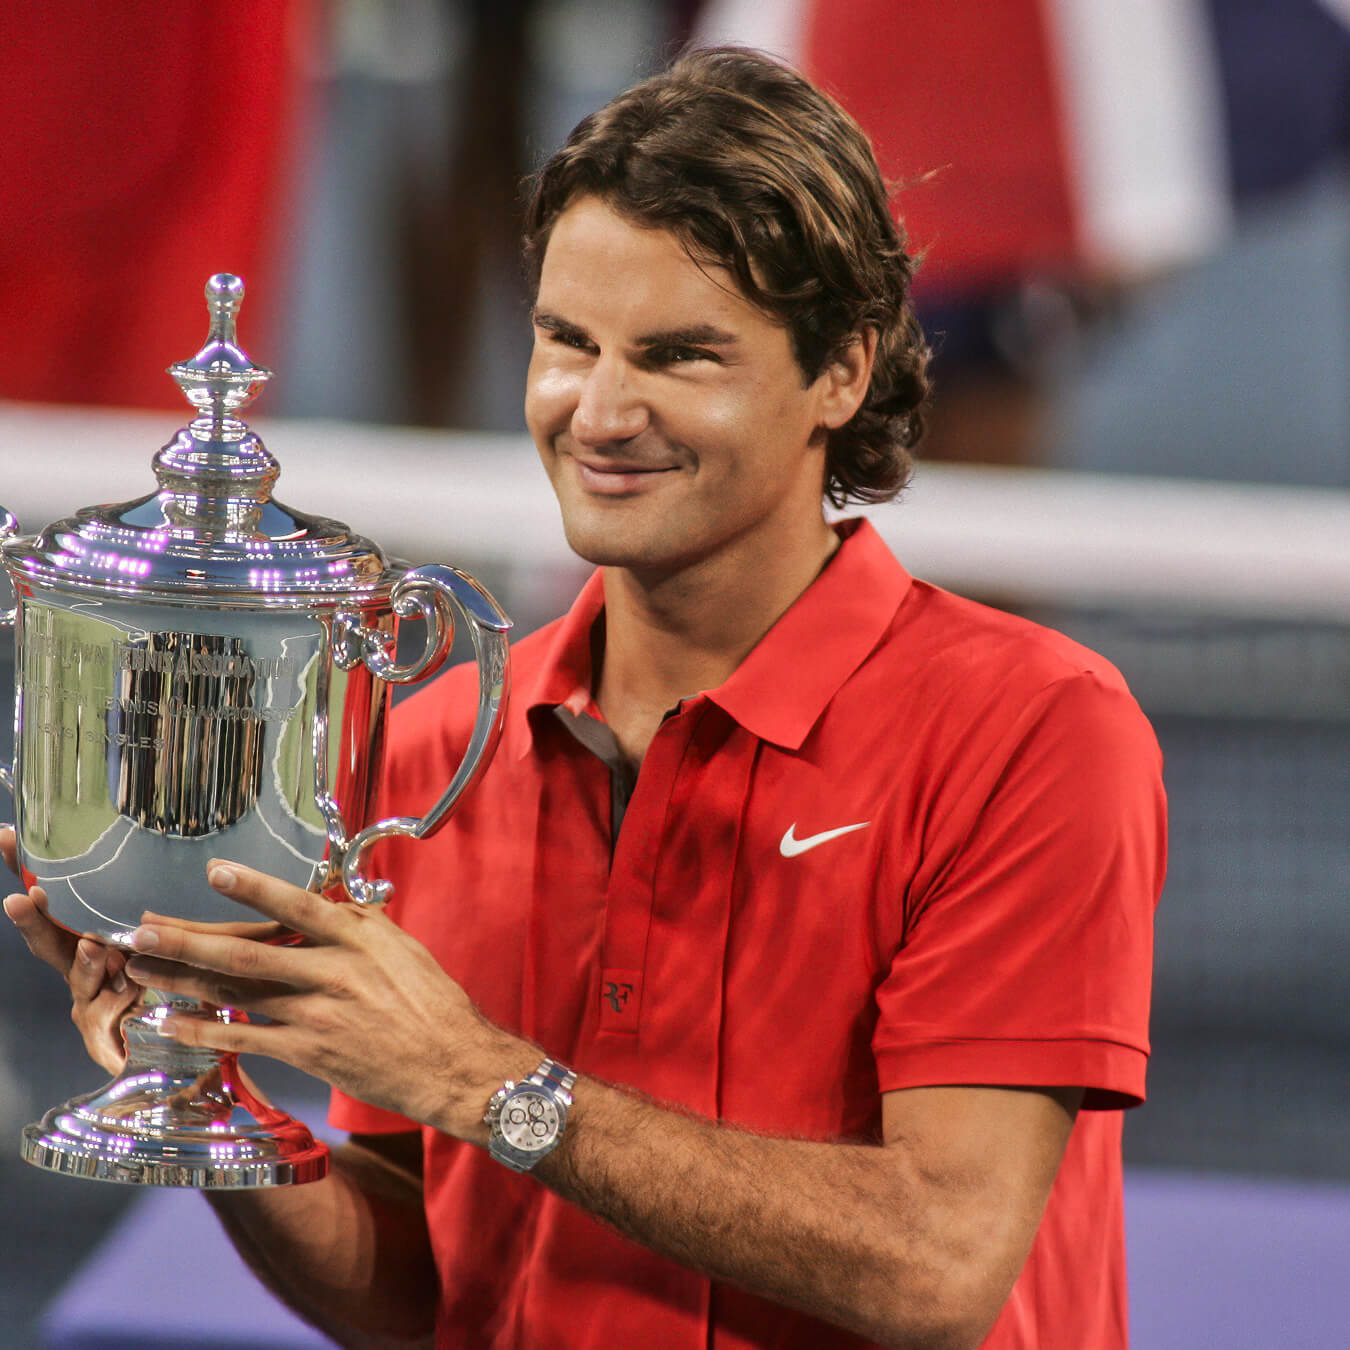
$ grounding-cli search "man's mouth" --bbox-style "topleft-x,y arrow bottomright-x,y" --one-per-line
572,458 -> 679,495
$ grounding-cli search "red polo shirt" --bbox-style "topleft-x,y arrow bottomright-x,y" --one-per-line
332,520 -> 1166,1349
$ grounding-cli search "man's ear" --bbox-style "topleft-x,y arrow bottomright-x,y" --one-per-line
817,327 -> 879,430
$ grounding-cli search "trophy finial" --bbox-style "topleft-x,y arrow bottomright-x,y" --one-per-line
205,272 -> 246,325
168,271 -> 272,420
155,273 -> 281,525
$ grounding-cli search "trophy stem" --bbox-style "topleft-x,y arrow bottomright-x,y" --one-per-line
19,988 -> 329,1187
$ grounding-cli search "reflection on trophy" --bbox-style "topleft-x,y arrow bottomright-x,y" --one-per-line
0,274 -> 511,1187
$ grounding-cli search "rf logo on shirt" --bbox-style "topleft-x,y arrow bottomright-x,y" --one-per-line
603,981 -> 634,1012
600,969 -> 643,1032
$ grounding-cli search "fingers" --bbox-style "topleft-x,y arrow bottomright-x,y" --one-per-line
33,929 -> 141,1077
0,824 -> 15,873
200,860 -> 347,941
4,886 -> 80,976
70,937 -> 128,1002
123,862 -> 357,1013
121,949 -> 285,1014
106,947 -> 132,994
3,876 -> 138,1074
138,912 -> 293,944
74,953 -> 142,1076
126,920 -> 306,992
157,1010 -> 282,1063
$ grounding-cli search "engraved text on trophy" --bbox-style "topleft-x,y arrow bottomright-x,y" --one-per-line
22,612 -> 302,839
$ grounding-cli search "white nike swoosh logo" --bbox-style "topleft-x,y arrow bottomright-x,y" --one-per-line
779,821 -> 871,858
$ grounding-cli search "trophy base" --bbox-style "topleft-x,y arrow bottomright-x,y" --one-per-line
20,1051 -> 330,1188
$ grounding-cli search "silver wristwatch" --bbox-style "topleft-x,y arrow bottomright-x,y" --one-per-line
484,1057 -> 577,1172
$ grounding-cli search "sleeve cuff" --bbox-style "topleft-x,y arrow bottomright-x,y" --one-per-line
875,1036 -> 1149,1110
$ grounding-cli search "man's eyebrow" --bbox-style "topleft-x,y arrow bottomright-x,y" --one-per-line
530,311 -> 740,349
531,309 -> 584,336
635,324 -> 739,348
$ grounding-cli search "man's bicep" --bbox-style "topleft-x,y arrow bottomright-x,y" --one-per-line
879,1085 -> 1081,1324
882,1083 -> 1081,1192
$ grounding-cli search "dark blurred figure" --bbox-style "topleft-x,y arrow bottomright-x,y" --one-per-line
393,0 -> 698,426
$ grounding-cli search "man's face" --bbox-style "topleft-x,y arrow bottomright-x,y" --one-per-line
525,196 -> 838,580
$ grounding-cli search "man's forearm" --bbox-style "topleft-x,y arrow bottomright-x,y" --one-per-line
207,1141 -> 437,1350
533,1082 -> 1021,1350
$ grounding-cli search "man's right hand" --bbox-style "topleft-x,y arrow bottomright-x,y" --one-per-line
2,825 -> 140,1074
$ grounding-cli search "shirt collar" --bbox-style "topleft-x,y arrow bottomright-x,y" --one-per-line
704,519 -> 911,749
519,569 -> 606,756
520,519 -> 911,754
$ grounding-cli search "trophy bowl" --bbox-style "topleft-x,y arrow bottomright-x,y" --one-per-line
0,275 -> 511,1187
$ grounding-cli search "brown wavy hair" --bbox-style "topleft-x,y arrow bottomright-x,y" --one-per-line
522,46 -> 931,506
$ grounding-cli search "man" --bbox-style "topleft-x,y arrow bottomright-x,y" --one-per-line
4,47 -> 1164,1350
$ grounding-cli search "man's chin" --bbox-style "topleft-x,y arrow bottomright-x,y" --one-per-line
561,521 -> 689,575
563,535 -> 650,570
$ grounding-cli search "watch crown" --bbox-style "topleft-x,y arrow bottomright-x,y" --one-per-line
483,1081 -> 516,1126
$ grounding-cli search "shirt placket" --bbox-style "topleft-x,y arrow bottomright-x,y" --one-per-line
587,698 -> 756,1119
518,720 -> 616,1055
541,699 -> 754,1350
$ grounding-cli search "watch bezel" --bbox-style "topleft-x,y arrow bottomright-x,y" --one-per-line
486,1061 -> 575,1172
495,1086 -> 565,1156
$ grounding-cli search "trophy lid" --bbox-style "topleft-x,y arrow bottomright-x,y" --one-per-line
1,275 -> 401,609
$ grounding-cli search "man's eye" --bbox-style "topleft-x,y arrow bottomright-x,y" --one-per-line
539,326 -> 591,352
648,345 -> 714,366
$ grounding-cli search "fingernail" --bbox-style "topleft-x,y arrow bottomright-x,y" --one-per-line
78,942 -> 97,967
111,971 -> 128,993
208,865 -> 236,893
131,926 -> 159,953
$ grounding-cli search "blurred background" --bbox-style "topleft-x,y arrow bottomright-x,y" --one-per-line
0,1 -> 1347,1347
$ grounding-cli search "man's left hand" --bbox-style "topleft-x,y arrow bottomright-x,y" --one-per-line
125,862 -> 532,1138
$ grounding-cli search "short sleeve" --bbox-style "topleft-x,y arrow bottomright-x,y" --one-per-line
873,672 -> 1166,1109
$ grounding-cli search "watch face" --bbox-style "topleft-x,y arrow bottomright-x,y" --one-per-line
499,1091 -> 560,1153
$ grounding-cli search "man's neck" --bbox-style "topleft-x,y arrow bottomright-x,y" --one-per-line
595,520 -> 840,767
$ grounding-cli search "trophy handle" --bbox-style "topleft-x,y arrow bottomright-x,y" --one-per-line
0,506 -> 17,796
333,564 -> 511,905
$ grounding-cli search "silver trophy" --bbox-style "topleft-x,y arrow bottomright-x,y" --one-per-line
0,274 -> 511,1187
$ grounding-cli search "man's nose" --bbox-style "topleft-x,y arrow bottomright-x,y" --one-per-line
571,357 -> 648,445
